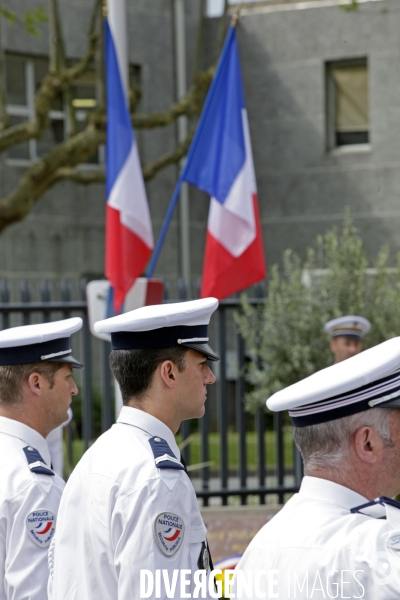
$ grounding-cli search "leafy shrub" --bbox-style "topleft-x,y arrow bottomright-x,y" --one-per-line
236,217 -> 400,412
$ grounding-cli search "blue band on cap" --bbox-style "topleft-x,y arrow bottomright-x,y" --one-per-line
111,325 -> 209,350
290,368 -> 400,427
332,332 -> 363,340
0,337 -> 71,365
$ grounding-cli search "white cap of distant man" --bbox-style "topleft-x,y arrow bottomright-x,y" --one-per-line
0,317 -> 83,368
324,315 -> 371,340
94,298 -> 220,361
267,337 -> 400,427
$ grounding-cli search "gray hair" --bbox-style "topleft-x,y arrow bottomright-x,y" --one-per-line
293,408 -> 394,473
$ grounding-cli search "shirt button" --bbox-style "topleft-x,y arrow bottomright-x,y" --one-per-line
27,447 -> 34,451
154,437 -> 161,442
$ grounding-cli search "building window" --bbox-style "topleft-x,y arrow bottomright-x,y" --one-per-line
70,64 -> 141,165
326,59 -> 369,149
5,54 -> 65,163
5,54 -> 141,165
71,67 -> 101,164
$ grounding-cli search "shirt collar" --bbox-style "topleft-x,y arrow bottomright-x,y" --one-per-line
117,406 -> 180,460
300,475 -> 368,510
0,416 -> 51,466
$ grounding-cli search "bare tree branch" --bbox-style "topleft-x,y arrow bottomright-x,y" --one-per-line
91,66 -> 214,131
0,3 -> 99,154
0,121 -> 105,232
0,0 -> 215,235
48,126 -> 195,187
194,0 -> 206,78
135,67 -> 214,128
0,27 -> 9,132
95,0 -> 106,109
48,0 -> 77,136
50,168 -> 105,185
89,0 -> 102,35
142,129 -> 194,180
48,0 -> 65,74
0,56 -> 213,229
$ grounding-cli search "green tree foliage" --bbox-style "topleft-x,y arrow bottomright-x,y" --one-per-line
236,217 -> 400,412
0,6 -> 47,36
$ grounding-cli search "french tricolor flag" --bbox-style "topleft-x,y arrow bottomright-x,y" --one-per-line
105,1 -> 153,313
182,25 -> 266,299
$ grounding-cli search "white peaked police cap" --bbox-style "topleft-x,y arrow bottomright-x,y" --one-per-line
94,297 -> 220,361
0,317 -> 83,368
267,337 -> 400,427
324,315 -> 371,340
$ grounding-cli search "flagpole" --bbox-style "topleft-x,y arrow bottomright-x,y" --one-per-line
174,0 -> 191,291
147,175 -> 185,277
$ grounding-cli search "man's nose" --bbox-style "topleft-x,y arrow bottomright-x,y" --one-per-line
205,366 -> 216,385
70,378 -> 78,395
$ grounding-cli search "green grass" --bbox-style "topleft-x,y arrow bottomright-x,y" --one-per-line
177,430 -> 294,470
65,430 -> 295,476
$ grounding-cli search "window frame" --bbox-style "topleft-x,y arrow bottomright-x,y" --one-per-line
325,57 -> 370,154
6,56 -> 66,166
5,53 -> 141,169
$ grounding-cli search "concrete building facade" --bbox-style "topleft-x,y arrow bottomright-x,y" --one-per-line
0,0 -> 399,298
234,0 -> 400,271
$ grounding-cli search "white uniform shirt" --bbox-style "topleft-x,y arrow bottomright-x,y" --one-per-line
51,406 -> 212,599
0,416 -> 65,600
233,476 -> 400,599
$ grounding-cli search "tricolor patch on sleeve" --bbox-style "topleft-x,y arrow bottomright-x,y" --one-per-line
154,512 -> 185,556
25,509 -> 56,548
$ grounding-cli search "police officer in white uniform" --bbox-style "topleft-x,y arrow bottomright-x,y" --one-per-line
0,317 -> 83,600
234,337 -> 400,599
324,315 -> 371,364
50,298 -> 219,600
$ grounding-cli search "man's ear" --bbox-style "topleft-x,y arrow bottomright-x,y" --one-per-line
159,360 -> 178,390
353,426 -> 383,464
329,339 -> 336,353
27,372 -> 46,397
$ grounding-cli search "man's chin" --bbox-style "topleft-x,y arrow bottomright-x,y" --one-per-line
194,405 -> 206,419
55,410 -> 70,430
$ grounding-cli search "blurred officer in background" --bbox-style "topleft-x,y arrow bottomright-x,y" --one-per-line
0,318 -> 82,600
325,315 -> 371,363
50,298 -> 219,600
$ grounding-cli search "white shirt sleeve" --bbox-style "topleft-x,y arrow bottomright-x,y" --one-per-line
0,475 -> 63,600
111,471 -> 210,599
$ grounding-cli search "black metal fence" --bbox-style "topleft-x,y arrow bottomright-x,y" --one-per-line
0,277 -> 302,505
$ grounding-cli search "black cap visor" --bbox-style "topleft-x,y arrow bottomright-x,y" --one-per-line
46,354 -> 83,369
180,341 -> 219,362
379,397 -> 400,409
333,333 -> 363,341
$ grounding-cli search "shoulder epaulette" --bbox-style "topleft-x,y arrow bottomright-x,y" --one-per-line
23,446 -> 55,476
350,496 -> 400,518
148,437 -> 184,470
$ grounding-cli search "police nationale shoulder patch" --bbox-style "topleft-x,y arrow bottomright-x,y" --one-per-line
25,509 -> 56,548
154,512 -> 185,556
